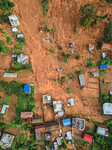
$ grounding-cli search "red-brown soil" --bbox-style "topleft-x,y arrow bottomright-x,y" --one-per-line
0,0 -> 112,149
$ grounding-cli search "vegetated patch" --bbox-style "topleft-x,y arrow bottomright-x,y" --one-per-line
75,69 -> 84,75
99,70 -> 105,77
97,20 -> 112,50
41,0 -> 49,16
0,40 -> 8,53
67,87 -> 71,94
0,0 -> 15,24
69,72 -> 75,80
61,76 -> 67,84
46,25 -> 51,33
87,57 -> 94,68
6,53 -> 32,73
79,2 -> 108,28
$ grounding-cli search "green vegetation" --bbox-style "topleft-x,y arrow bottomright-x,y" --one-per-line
19,133 -> 27,143
4,95 -> 11,105
6,36 -> 12,45
0,28 -> 6,34
50,47 -> 55,53
69,72 -> 75,80
58,140 -> 67,150
61,76 -> 67,83
79,2 -> 108,28
58,45 -> 62,50
74,25 -> 78,33
97,20 -> 112,50
0,40 -> 8,53
100,58 -> 112,65
87,57 -> 94,68
16,37 -> 26,45
75,69 -> 84,75
41,0 -> 49,16
12,116 -> 23,125
74,138 -> 89,150
99,70 -> 105,77
99,92 -> 109,105
0,0 -> 15,24
54,79 -> 58,82
46,25 -> 51,33
44,140 -> 53,147
63,56 -> 68,63
76,54 -> 81,60
67,87 -> 71,94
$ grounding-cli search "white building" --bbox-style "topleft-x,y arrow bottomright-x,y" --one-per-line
79,74 -> 85,85
8,14 -> 20,27
103,103 -> 112,115
4,73 -> 17,78
1,105 -> 9,114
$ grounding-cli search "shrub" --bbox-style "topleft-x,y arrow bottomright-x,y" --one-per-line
54,79 -> 58,82
50,47 -> 55,53
99,70 -> 105,77
61,76 -> 67,83
76,54 -> 81,60
74,26 -> 77,33
16,38 -> 26,44
41,0 -> 49,16
0,40 -> 8,53
69,73 -> 75,80
63,56 -> 68,63
67,87 -> 71,94
87,57 -> 94,68
46,25 -> 51,33
80,17 -> 92,28
58,45 -> 62,50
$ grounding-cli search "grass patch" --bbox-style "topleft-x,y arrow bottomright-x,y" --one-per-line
61,76 -> 67,83
87,57 -> 94,68
67,87 -> 71,94
4,95 -> 11,105
41,0 -> 49,16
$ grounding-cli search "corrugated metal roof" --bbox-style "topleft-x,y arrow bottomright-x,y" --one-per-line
97,126 -> 109,137
1,105 -> 9,114
35,125 -> 45,132
92,72 -> 99,77
17,34 -> 24,38
4,73 -> 17,78
8,15 -> 20,27
20,112 -> 33,118
83,133 -> 93,143
79,74 -> 85,85
100,64 -> 107,69
102,43 -> 112,49
62,118 -> 71,127
103,103 -> 112,115
45,122 -> 60,131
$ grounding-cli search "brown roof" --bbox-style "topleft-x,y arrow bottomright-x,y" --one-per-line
45,122 -> 60,131
20,112 -> 33,118
32,116 -> 43,123
27,117 -> 32,123
102,43 -> 112,49
35,125 -> 45,132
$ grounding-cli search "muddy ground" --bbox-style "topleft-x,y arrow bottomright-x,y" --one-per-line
0,0 -> 112,149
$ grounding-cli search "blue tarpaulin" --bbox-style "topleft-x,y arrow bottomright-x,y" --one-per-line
100,64 -> 107,69
24,84 -> 30,94
62,118 -> 71,127
89,49 -> 93,53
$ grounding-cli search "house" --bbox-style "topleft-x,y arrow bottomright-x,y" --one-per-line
42,94 -> 51,104
101,43 -> 112,50
45,132 -> 52,141
101,53 -> 106,58
103,103 -> 112,115
68,98 -> 74,106
20,112 -> 33,118
17,53 -> 29,64
27,116 -> 43,124
46,146 -> 51,150
97,126 -> 109,137
62,118 -> 71,127
4,73 -> 17,78
32,116 -> 43,123
92,72 -> 99,77
24,84 -> 31,94
1,105 -> 9,114
35,125 -> 45,133
56,137 -> 62,145
100,64 -> 107,69
8,14 -> 20,27
12,27 -> 18,32
83,133 -> 93,143
0,133 -> 15,149
72,118 -> 85,131
17,34 -> 24,38
65,131 -> 72,140
54,142 -> 58,150
35,132 -> 41,141
45,122 -> 60,131
79,74 -> 85,86
53,101 -> 63,116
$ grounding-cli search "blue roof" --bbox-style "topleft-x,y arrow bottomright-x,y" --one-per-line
62,118 -> 71,127
100,64 -> 107,69
24,84 -> 30,94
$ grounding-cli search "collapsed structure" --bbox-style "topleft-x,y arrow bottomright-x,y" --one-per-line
72,118 -> 85,131
0,133 -> 15,149
53,101 -> 64,116
8,14 -> 20,27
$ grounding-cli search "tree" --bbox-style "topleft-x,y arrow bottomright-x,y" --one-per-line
80,17 -> 91,28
